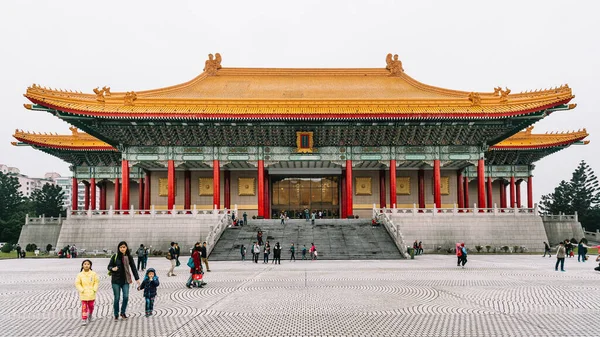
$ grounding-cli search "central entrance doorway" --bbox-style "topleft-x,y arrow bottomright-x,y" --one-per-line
271,176 -> 340,219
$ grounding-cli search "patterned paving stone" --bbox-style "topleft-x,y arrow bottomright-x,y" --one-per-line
0,255 -> 599,336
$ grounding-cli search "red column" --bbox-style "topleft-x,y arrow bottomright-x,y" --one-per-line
487,177 -> 493,209
509,176 -> 516,208
341,171 -> 347,219
90,178 -> 96,210
346,160 -> 353,217
464,177 -> 470,209
83,181 -> 90,210
168,160 -> 175,210
499,180 -> 506,208
224,171 -> 231,210
71,177 -> 78,211
144,172 -> 151,210
477,160 -> 485,210
527,176 -> 533,208
457,170 -> 464,208
121,160 -> 130,210
379,170 -> 386,208
516,180 -> 522,208
264,171 -> 270,219
213,160 -> 220,209
114,178 -> 120,210
389,160 -> 397,208
418,169 -> 425,208
138,178 -> 144,210
433,160 -> 441,209
98,183 -> 104,210
101,181 -> 107,210
184,171 -> 191,210
257,160 -> 264,217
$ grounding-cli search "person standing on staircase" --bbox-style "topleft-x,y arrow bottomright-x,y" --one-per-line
289,243 -> 296,261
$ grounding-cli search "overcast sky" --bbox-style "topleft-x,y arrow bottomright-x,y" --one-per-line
0,0 -> 598,204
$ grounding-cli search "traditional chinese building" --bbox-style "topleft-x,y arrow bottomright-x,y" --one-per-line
15,54 -> 588,221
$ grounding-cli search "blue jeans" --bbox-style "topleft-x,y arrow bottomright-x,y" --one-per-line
112,283 -> 130,317
555,258 -> 565,271
145,297 -> 155,314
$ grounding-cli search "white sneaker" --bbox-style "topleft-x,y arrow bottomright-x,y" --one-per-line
82,319 -> 87,326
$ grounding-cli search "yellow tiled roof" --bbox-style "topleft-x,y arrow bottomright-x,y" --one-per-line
12,127 -> 116,150
492,127 -> 589,149
23,54 -> 574,118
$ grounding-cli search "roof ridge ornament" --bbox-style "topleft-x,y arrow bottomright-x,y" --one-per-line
93,86 -> 111,102
124,91 -> 137,106
468,92 -> 481,106
493,87 -> 502,96
69,126 -> 79,136
500,87 -> 511,102
204,53 -> 222,75
385,53 -> 403,76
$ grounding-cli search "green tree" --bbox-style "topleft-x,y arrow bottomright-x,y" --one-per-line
540,160 -> 600,231
0,172 -> 31,243
30,183 -> 65,217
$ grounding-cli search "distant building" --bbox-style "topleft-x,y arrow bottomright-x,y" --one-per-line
55,177 -> 99,210
0,164 -> 57,198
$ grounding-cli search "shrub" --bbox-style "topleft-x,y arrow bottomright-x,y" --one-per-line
501,246 -> 509,253
1,243 -> 12,253
151,250 -> 163,256
355,215 -> 359,219
513,245 -> 520,253
46,244 -> 53,252
252,215 -> 257,219
25,243 -> 38,252
485,245 -> 491,253
475,245 -> 482,253
447,247 -> 455,254
436,246 -> 442,252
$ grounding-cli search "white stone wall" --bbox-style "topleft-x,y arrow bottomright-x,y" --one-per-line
18,222 -> 62,249
391,213 -> 549,253
542,220 -> 585,245
56,217 -> 219,254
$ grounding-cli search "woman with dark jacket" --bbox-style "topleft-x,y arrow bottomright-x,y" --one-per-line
107,241 -> 140,320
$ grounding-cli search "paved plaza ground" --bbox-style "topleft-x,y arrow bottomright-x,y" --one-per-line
0,254 -> 599,337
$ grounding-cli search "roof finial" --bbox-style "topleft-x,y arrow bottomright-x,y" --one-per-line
204,53 -> 222,75
69,126 -> 79,136
385,53 -> 403,76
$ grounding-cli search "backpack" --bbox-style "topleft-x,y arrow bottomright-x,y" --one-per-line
107,254 -> 117,275
456,248 -> 462,257
187,257 -> 195,268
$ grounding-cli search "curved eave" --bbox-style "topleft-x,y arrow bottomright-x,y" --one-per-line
13,136 -> 117,152
490,137 -> 587,151
25,97 -> 572,121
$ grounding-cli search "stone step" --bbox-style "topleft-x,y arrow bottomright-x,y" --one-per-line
210,220 -> 403,261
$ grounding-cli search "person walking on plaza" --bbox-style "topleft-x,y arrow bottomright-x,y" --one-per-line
107,241 -> 140,321
186,242 -> 204,288
555,241 -> 566,272
311,211 -> 316,225
15,244 -> 21,259
253,242 -> 260,263
137,268 -> 159,317
201,242 -> 211,272
240,244 -> 246,261
418,241 -> 423,255
289,243 -> 296,261
577,239 -> 589,262
75,259 -> 99,326
543,242 -> 551,258
167,242 -> 177,277
174,242 -> 181,267
137,244 -> 147,271
302,245 -> 307,260
459,243 -> 467,268
273,242 -> 281,264
280,213 -> 285,225
243,211 -> 247,226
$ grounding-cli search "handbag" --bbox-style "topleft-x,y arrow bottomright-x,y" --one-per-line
193,272 -> 203,281
187,257 -> 195,268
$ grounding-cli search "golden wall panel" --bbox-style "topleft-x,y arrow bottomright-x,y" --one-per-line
198,178 -> 214,196
355,177 -> 372,196
238,177 -> 255,196
441,176 -> 450,195
158,178 -> 176,197
396,177 -> 411,195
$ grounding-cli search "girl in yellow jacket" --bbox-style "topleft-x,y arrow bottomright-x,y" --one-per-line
74,259 -> 99,326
